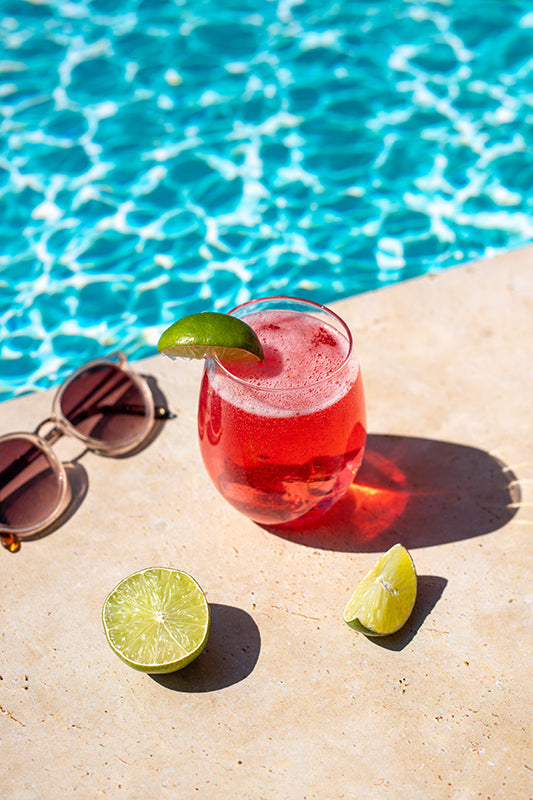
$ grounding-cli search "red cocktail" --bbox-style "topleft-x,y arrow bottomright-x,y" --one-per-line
198,297 -> 366,526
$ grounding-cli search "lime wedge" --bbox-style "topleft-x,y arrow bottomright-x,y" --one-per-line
102,568 -> 210,673
343,544 -> 417,636
157,311 -> 264,362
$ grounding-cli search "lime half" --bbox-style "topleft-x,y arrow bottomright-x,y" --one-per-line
343,544 -> 417,636
157,311 -> 264,362
102,568 -> 210,673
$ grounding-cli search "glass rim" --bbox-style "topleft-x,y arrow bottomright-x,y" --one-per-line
212,295 -> 355,392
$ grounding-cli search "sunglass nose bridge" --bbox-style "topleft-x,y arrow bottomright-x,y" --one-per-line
34,416 -> 64,444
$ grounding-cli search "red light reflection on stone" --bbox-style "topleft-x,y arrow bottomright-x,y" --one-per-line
344,449 -> 409,543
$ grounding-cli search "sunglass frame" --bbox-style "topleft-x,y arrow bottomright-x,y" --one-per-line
0,431 -> 70,537
50,352 -> 155,456
0,353 -> 154,537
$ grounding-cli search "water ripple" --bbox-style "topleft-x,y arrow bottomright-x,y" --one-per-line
0,0 -> 532,400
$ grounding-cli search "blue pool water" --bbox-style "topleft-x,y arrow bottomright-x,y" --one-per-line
1,0 -> 532,402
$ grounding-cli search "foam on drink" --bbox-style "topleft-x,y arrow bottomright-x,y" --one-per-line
211,310 -> 360,417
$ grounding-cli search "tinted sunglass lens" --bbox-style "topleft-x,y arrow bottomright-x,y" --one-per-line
59,364 -> 149,447
0,438 -> 63,531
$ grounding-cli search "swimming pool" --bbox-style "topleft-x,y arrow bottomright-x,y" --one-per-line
1,0 -> 532,402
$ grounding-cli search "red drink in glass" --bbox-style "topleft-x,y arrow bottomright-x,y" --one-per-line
198,297 -> 366,526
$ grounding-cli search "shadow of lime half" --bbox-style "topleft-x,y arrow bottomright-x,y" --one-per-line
151,604 -> 260,692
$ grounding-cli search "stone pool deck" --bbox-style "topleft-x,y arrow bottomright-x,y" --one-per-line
1,246 -> 532,800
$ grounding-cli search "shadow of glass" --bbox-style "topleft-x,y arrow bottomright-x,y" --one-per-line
265,434 -> 521,552
151,604 -> 261,693
364,574 -> 448,652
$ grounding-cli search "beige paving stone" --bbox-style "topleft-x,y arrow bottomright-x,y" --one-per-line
1,246 -> 532,799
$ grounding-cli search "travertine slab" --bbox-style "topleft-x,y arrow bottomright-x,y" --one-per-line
1,247 -> 532,799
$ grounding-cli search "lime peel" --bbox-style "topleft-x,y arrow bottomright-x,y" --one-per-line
102,567 -> 210,673
157,311 -> 264,363
343,544 -> 417,637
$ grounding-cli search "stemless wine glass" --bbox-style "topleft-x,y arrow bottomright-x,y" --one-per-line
198,297 -> 366,527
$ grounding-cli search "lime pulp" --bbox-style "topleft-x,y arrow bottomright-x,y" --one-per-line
102,567 -> 210,673
343,544 -> 417,636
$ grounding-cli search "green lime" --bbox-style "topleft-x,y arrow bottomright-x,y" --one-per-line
343,544 -> 417,636
102,567 -> 210,673
157,311 -> 264,362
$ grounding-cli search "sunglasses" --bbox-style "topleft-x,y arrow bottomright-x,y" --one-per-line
0,352 -> 169,548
